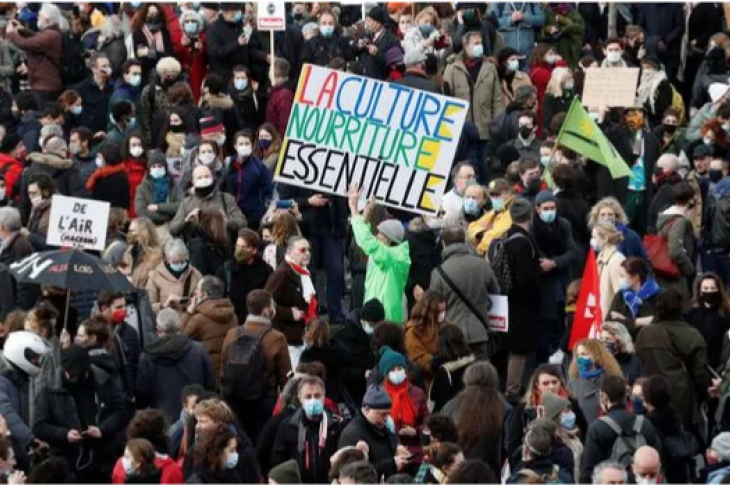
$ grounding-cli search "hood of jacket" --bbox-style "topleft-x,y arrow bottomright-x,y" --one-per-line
442,354 -> 477,373
196,298 -> 236,325
28,152 -> 73,170
88,347 -> 117,375
144,334 -> 193,364
441,242 -> 474,261
657,206 -> 688,230
0,353 -> 24,384
203,93 -> 234,110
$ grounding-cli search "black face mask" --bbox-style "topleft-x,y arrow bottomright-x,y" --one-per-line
146,20 -> 162,32
195,184 -> 215,198
702,291 -> 722,307
526,177 -> 541,192
663,124 -> 678,135
710,169 -> 724,183
169,123 -> 185,133
519,126 -> 533,139
162,77 -> 179,89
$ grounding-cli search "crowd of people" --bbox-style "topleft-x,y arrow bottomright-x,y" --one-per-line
0,1 -> 730,484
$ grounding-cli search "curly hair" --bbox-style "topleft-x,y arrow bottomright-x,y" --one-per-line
194,399 -> 234,425
569,339 -> 624,380
127,409 -> 170,452
702,118 -> 729,149
194,424 -> 236,473
408,290 -> 445,337
25,301 -> 59,339
588,197 -> 629,228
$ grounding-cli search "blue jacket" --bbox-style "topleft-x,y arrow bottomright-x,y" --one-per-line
0,355 -> 33,469
223,155 -> 273,227
617,224 -> 647,260
489,3 -> 545,58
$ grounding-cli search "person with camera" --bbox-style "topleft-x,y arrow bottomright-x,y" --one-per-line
355,6 -> 400,81
175,9 -> 207,103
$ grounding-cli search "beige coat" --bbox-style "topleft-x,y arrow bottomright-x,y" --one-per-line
686,171 -> 703,238
146,261 -> 202,313
597,245 -> 626,318
443,53 -> 504,140
501,71 -> 533,110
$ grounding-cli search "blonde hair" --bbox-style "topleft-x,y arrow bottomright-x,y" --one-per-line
415,6 -> 439,26
131,217 -> 161,257
601,321 -> 635,354
193,399 -> 234,424
588,197 -> 629,227
569,338 -> 624,380
546,67 -> 572,97
593,221 -> 624,246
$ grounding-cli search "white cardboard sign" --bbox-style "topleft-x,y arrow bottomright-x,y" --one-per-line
488,295 -> 509,333
46,195 -> 110,251
257,2 -> 286,31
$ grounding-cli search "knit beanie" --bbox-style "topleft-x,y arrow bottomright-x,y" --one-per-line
379,345 -> 407,376
360,299 -> 385,323
377,219 -> 405,244
712,432 -> 730,462
542,392 -> 570,422
199,116 -> 224,136
535,190 -> 557,207
362,385 -> 392,410
61,344 -> 90,378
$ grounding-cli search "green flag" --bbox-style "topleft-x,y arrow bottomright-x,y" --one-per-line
556,98 -> 633,179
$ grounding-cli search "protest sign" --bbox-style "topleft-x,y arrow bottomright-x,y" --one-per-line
274,64 -> 469,216
581,67 -> 639,108
46,195 -> 110,251
488,295 -> 509,333
257,2 -> 286,31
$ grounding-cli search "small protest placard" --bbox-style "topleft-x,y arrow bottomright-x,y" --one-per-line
581,67 -> 640,109
257,2 -> 286,31
488,295 -> 509,333
46,195 -> 110,251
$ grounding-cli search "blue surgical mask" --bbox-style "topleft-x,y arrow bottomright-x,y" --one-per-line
540,156 -> 550,167
70,105 -> 83,116
122,457 -> 135,475
723,123 -> 730,133
234,78 -> 248,91
590,238 -> 602,252
632,397 -> 646,415
604,341 -> 616,354
225,451 -> 239,469
560,411 -> 576,430
419,24 -> 435,37
576,356 -> 593,373
169,262 -> 188,273
491,197 -> 504,212
539,210 -> 556,223
128,117 -> 136,128
184,22 -> 199,36
385,416 -> 396,434
232,11 -> 242,23
507,59 -> 519,72
131,1 -> 142,8
150,167 -> 166,179
320,25 -> 335,37
303,398 -> 324,417
362,323 -> 374,335
470,44 -> 484,58
129,74 -> 142,87
464,198 -> 480,215
388,369 -> 407,386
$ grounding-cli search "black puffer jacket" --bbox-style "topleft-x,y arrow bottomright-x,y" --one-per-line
338,414 -> 398,479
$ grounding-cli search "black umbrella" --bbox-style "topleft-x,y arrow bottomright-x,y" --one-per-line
9,249 -> 134,292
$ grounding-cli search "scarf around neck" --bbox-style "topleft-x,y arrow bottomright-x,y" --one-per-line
142,24 -> 165,52
384,380 -> 417,429
622,278 -> 660,317
579,366 -> 604,379
637,69 -> 668,113
286,255 -> 317,323
151,176 -> 169,203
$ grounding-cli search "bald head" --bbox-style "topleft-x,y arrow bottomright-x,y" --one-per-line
633,446 -> 661,482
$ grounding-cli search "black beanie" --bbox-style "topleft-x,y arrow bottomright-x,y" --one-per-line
61,345 -> 90,377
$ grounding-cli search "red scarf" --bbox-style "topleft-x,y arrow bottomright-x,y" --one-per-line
288,259 -> 317,323
384,380 -> 417,429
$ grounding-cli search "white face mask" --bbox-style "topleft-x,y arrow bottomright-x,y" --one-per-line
635,476 -> 659,485
199,152 -> 215,165
606,51 -> 622,63
216,134 -> 226,147
0,188 -> 6,201
194,177 -> 213,188
236,145 -> 252,158
95,156 -> 104,168
30,195 -> 43,207
438,311 -> 446,323
129,146 -> 144,158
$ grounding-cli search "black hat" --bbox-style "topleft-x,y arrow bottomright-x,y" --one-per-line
367,6 -> 388,25
220,2 -> 243,12
61,345 -> 90,378
693,144 -> 713,159
0,133 -> 21,154
360,299 -> 385,323
200,3 -> 219,11
642,56 -> 662,70
497,47 -> 521,66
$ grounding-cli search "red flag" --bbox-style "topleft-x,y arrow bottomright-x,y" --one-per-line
569,249 -> 603,350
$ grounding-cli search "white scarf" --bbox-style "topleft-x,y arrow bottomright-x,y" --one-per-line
637,69 -> 668,113
286,255 -> 316,304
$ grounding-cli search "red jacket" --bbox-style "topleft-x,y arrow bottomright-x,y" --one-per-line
530,59 -> 568,137
0,154 -> 23,200
266,84 -> 294,138
124,159 -> 147,218
173,34 -> 207,103
112,454 -> 183,484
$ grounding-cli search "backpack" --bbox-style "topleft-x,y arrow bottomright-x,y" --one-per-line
600,415 -> 648,467
57,30 -> 88,85
220,327 -> 273,403
488,232 -> 532,295
670,85 -> 686,125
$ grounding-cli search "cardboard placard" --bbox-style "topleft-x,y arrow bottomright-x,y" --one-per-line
488,295 -> 509,333
257,1 -> 286,31
581,67 -> 640,109
46,195 -> 110,251
274,64 -> 469,216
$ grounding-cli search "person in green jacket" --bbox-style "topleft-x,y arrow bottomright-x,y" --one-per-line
348,186 -> 411,322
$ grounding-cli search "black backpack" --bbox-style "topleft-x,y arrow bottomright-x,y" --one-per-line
221,327 -> 272,403
489,232 -> 532,294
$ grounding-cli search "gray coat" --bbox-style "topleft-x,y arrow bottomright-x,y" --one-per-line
0,355 -> 34,463
429,243 -> 500,345
656,208 -> 695,300
134,176 -> 183,226
169,189 -> 247,237
568,374 -> 602,425
29,336 -> 60,423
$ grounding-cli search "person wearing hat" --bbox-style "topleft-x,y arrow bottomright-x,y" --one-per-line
0,133 -> 24,203
268,459 -> 301,484
384,45 -> 406,82
356,5 -> 400,80
396,48 -> 439,94
637,56 -> 673,129
348,186 -> 411,322
542,393 -> 582,480
301,8 -> 354,69
333,298 -> 383,405
198,3 -> 220,25
33,344 -> 127,483
532,190 -> 577,365
338,384 -> 408,479
133,150 -> 182,234
488,3 -> 544,69
140,56 -> 182,146
703,432 -> 730,482
471,178 -> 516,255
502,197 -> 540,401
687,82 -> 730,142
496,47 -> 533,111
684,142 -> 711,239
508,419 -> 573,483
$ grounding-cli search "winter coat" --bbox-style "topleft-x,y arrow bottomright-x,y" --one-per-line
636,4 -> 685,70
230,86 -> 266,133
685,307 -> 730,370
0,355 -> 33,463
635,319 -> 712,427
28,335 -> 60,423
655,209 -> 695,300
395,68 -> 440,94
113,322 -> 142,401
332,314 -> 376,407
181,298 -> 238,378
140,83 -> 172,147
131,28 -> 174,83
603,127 -> 660,206
429,243 -> 500,345
145,262 -> 202,313
687,102 -> 716,142
489,3 -> 545,59
134,176 -> 182,226
533,216 -> 578,322
428,355 -> 476,413
20,153 -> 83,222
351,215 -> 411,322
112,455 -> 181,485
472,197 -> 516,255
404,322 -> 439,391
88,164 -> 131,210
15,110 -> 41,156
6,26 -> 62,93
169,189 -> 247,238
648,174 -> 683,233
277,185 -> 349,238
218,257 -> 272,322
110,81 -> 141,120
703,178 -> 730,251
266,84 -> 294,139
618,224 -> 648,261
597,245 -> 626,319
122,246 -> 163,290
541,93 -> 572,134
404,224 -> 441,311
301,34 -> 354,68
568,373 -> 605,426
74,77 -> 114,134
443,53 -> 503,140
221,316 -> 291,399
0,154 -> 23,200
222,155 -> 273,227
615,352 -> 646,386
206,18 -> 248,79
32,366 -> 127,473
270,409 -> 340,483
355,28 -> 400,81
499,70 -> 533,111
136,334 -> 215,421
504,225 -> 541,353
647,405 -> 694,483
26,198 -> 50,249
338,413 -> 399,479
579,404 -> 660,483
541,7 -> 586,68
607,289 -> 658,333
265,262 -> 310,346
173,35 -> 206,103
